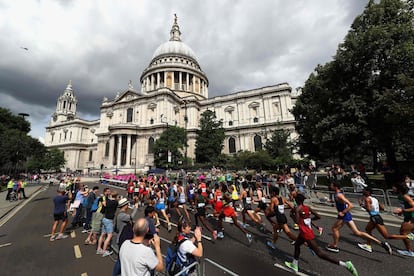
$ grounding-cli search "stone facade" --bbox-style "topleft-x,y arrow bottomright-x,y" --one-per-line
45,16 -> 299,174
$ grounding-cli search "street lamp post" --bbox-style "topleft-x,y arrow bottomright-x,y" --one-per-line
160,114 -> 170,168
134,125 -> 138,175
16,113 -> 30,177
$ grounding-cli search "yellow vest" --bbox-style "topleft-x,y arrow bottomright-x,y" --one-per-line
7,180 -> 14,189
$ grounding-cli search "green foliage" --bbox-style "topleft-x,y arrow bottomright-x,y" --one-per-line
228,150 -> 275,170
292,0 -> 414,168
195,110 -> 225,164
0,107 -> 66,174
264,128 -> 293,161
153,125 -> 187,168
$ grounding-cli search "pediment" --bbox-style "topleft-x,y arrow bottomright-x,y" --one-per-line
248,101 -> 260,109
114,90 -> 142,103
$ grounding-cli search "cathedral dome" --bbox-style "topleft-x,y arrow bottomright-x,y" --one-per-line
152,40 -> 197,61
151,14 -> 198,62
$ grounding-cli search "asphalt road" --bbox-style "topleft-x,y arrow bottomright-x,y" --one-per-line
0,180 -> 412,276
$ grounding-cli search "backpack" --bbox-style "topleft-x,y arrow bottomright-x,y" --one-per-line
91,197 -> 101,212
165,236 -> 196,276
118,219 -> 134,248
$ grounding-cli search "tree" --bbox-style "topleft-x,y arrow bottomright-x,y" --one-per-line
292,0 -> 414,171
264,128 -> 293,162
229,150 -> 274,170
153,126 -> 187,168
195,110 -> 225,164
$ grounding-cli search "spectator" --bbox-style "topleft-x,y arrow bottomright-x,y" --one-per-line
380,160 -> 395,188
19,178 -> 28,199
404,175 -> 414,196
50,189 -> 71,241
83,186 -> 99,232
350,172 -> 367,193
112,197 -> 139,276
174,219 -> 203,276
97,191 -> 119,257
119,218 -> 164,276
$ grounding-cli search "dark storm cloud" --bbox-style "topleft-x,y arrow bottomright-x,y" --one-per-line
0,0 -> 370,142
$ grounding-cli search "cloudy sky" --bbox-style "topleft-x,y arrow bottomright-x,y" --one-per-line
0,0 -> 370,143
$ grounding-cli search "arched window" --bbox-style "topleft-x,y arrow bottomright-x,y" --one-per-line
148,137 -> 155,154
254,135 -> 262,151
127,108 -> 133,122
229,137 -> 236,154
105,141 -> 110,157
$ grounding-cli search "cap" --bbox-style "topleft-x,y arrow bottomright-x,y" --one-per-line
118,198 -> 129,208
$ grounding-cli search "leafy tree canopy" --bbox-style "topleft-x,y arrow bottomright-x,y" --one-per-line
195,110 -> 225,164
292,0 -> 414,170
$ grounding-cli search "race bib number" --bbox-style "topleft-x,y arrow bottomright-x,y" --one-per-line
246,197 -> 252,204
134,188 -> 139,192
304,218 -> 312,228
278,205 -> 285,214
197,202 -> 205,208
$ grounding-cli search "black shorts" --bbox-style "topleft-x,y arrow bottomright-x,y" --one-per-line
258,202 -> 267,211
196,208 -> 206,216
276,214 -> 288,224
369,214 -> 384,225
54,212 -> 68,221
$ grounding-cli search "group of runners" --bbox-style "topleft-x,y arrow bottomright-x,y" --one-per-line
120,174 -> 414,275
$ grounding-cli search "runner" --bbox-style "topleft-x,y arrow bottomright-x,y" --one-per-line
176,180 -> 191,223
154,185 -> 172,232
285,194 -> 358,275
357,186 -> 414,253
240,182 -> 264,230
266,186 -> 296,250
392,182 -> 414,256
217,183 -> 252,244
194,188 -> 217,240
255,182 -> 268,220
326,181 -> 392,254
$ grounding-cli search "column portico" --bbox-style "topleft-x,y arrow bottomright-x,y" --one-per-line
126,134 -> 131,166
117,135 -> 122,167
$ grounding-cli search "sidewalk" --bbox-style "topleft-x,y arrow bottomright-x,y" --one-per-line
0,182 -> 45,220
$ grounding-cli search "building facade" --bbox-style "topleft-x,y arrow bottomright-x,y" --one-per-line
45,16 -> 300,174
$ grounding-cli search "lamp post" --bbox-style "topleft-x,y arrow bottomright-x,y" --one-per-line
160,114 -> 170,168
134,125 -> 138,176
16,113 -> 30,176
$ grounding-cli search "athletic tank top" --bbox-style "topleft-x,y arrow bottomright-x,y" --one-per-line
274,196 -> 285,215
368,196 -> 380,216
298,205 -> 314,240
334,192 -> 347,212
178,189 -> 186,203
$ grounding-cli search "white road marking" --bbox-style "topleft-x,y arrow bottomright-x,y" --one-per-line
274,263 -> 309,276
81,273 -> 88,276
71,231 -> 76,238
0,242 -> 12,248
74,244 -> 82,258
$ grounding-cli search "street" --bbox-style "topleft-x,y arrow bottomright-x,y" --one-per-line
0,180 -> 412,276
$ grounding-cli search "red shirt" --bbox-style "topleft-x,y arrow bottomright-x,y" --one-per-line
298,205 -> 314,240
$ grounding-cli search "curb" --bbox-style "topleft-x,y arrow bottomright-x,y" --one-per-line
0,184 -> 45,220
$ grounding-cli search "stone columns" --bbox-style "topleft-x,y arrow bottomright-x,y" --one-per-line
126,135 -> 131,167
109,136 -> 115,165
117,135 -> 122,167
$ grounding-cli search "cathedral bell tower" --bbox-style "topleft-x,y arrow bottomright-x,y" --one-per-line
51,80 -> 77,124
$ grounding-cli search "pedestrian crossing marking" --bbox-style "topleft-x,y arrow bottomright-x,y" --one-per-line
74,245 -> 82,258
